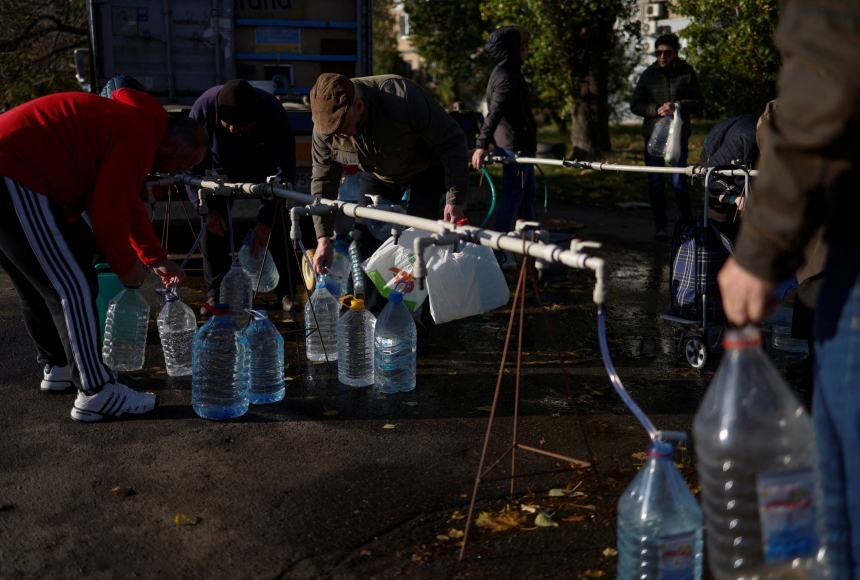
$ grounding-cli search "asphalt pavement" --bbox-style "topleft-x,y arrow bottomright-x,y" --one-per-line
0,205 -> 728,579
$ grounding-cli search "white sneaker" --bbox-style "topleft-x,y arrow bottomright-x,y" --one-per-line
70,382 -> 157,422
40,364 -> 74,392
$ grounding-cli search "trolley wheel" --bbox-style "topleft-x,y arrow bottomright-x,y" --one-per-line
684,336 -> 709,370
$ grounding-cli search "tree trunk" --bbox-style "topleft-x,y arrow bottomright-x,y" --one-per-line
568,22 -> 614,158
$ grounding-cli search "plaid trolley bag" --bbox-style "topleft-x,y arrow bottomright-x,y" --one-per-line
667,216 -> 729,322
663,216 -> 731,369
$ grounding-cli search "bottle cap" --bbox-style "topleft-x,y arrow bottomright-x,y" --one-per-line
456,218 -> 469,226
647,440 -> 673,458
349,298 -> 365,311
243,229 -> 254,246
205,302 -> 231,315
388,290 -> 404,303
342,164 -> 359,175
722,326 -> 763,349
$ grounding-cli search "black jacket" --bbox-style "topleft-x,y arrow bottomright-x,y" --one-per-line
702,114 -> 759,225
475,26 -> 537,155
630,59 -> 704,139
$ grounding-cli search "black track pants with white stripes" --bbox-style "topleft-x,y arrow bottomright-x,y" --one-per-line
0,176 -> 112,394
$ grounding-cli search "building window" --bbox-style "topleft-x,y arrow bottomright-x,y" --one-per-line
398,13 -> 410,39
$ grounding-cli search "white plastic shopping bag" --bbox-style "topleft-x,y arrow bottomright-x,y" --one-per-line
362,228 -> 439,312
664,102 -> 684,166
425,242 -> 510,325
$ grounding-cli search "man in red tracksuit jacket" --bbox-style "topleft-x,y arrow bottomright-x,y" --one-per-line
0,89 -> 207,422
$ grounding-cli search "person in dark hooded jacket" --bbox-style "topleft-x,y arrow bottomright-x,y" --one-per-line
471,25 -> 538,240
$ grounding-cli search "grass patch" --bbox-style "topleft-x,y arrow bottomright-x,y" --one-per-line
470,120 -> 714,210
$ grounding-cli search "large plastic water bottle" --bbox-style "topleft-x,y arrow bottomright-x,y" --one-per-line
693,326 -> 828,579
305,281 -> 340,362
156,292 -> 197,376
102,286 -> 151,371
238,229 -> 280,293
192,303 -> 249,420
348,240 -> 365,298
245,310 -> 285,404
220,261 -> 253,328
337,164 -> 360,201
617,439 -> 704,579
367,198 -> 395,242
338,296 -> 375,387
647,116 -> 672,157
373,289 -> 416,393
325,236 -> 351,300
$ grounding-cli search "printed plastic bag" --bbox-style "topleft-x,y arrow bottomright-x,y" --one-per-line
664,102 -> 684,166
426,242 -> 510,325
362,228 -> 439,312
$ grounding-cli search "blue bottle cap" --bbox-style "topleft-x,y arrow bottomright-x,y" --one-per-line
648,440 -> 673,458
164,293 -> 178,303
388,290 -> 404,303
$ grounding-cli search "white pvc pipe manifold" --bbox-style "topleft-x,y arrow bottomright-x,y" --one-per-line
486,155 -> 758,178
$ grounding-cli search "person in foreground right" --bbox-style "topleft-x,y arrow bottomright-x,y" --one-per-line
717,0 -> 860,574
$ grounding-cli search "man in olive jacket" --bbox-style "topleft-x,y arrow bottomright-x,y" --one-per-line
309,73 -> 470,336
630,33 -> 704,240
717,0 -> 860,573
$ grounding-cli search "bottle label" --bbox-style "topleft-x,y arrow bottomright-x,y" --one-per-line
756,468 -> 817,562
658,531 -> 697,580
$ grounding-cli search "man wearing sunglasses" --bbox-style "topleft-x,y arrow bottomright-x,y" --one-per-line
630,33 -> 704,241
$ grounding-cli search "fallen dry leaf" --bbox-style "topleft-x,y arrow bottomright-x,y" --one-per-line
535,511 -> 559,528
548,489 -> 566,497
174,513 -> 199,526
459,493 -> 468,499
583,571 -> 605,578
563,515 -> 588,522
631,452 -> 649,462
449,510 -> 465,520
436,534 -> 450,541
476,406 -> 493,412
110,486 -> 134,498
404,402 -> 418,407
447,529 -> 464,539
323,410 -> 339,416
383,424 -> 396,429
475,507 -> 525,532
602,547 -> 618,557
519,504 -> 538,514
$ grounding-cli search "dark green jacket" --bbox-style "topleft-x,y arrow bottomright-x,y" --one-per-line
629,59 -> 704,139
311,75 -> 469,238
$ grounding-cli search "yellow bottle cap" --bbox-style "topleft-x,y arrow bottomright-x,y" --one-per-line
349,298 -> 365,311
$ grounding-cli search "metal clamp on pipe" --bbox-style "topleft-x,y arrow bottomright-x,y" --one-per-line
289,203 -> 338,245
413,232 -> 462,290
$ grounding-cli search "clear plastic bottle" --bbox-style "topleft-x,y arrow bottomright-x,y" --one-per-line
348,240 -> 365,298
373,289 -> 416,393
102,285 -> 151,371
192,303 -> 249,420
238,229 -> 280,293
769,301 -> 809,354
617,439 -> 704,580
219,261 -> 253,328
337,164 -> 360,201
305,282 -> 340,362
337,296 -> 375,387
325,236 -> 351,300
647,116 -> 672,157
693,326 -> 828,580
156,292 -> 197,376
367,198 -> 394,242
245,309 -> 285,404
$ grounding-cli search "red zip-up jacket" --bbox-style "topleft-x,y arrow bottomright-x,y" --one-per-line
0,89 -> 168,276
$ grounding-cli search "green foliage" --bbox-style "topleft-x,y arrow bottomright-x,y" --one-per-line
674,0 -> 780,118
401,0 -> 491,106
372,0 -> 409,77
0,0 -> 88,106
